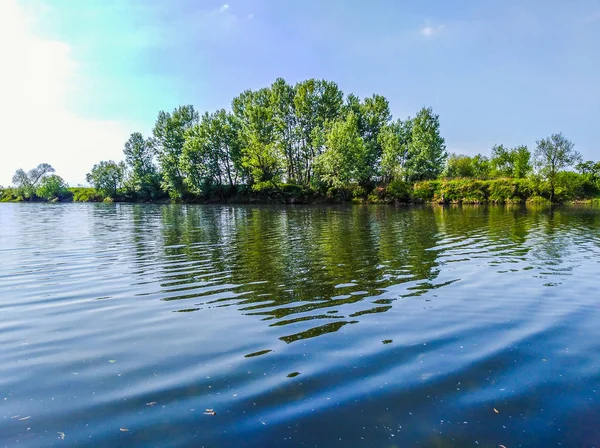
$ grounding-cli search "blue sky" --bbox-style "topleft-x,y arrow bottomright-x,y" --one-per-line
1,0 -> 599,185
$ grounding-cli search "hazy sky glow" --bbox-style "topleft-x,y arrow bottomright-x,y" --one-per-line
1,0 -> 599,185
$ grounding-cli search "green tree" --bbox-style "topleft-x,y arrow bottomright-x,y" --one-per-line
490,144 -> 531,178
211,109 -> 243,187
12,169 -> 33,198
404,107 -> 446,182
12,163 -> 55,199
36,174 -> 69,200
472,154 -> 491,179
345,94 -> 391,184
576,160 -> 600,183
490,144 -> 512,177
181,116 -> 216,193
314,113 -> 366,191
575,160 -> 600,194
293,79 -> 344,183
123,132 -> 161,199
534,133 -> 581,202
86,160 -> 126,198
444,153 -> 490,179
379,118 -> 412,182
182,110 -> 243,192
152,105 -> 199,199
269,78 -> 299,183
233,88 -> 283,188
512,145 -> 532,178
445,154 -> 475,178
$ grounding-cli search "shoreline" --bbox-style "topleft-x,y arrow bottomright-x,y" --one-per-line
3,198 -> 600,206
3,179 -> 600,206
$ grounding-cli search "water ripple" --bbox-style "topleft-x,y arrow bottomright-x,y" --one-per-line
2,203 -> 600,447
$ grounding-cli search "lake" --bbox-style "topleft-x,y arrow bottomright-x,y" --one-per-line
1,203 -> 599,447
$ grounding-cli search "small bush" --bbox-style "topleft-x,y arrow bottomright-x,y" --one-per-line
36,175 -> 70,201
432,179 -> 488,203
0,187 -> 20,202
386,179 -> 411,202
527,195 -> 551,205
554,171 -> 597,202
412,181 -> 438,202
351,185 -> 367,199
487,178 -> 533,203
70,187 -> 103,202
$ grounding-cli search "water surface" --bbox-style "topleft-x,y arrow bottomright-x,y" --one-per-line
1,203 -> 600,447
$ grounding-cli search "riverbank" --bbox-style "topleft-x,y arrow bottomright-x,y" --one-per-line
2,178 -> 600,205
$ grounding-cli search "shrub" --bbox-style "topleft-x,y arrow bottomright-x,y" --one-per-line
554,171 -> 598,202
1,187 -> 15,202
386,179 -> 411,202
412,181 -> 438,202
432,179 -> 487,203
351,185 -> 367,199
527,195 -> 551,205
488,178 -> 533,203
70,187 -> 103,202
36,175 -> 70,201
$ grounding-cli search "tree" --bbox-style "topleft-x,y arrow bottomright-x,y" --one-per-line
293,79 -> 344,183
576,160 -> 600,181
445,154 -> 475,178
182,110 -> 243,192
233,88 -> 283,188
12,163 -> 55,199
490,144 -> 531,178
11,169 -> 33,198
269,78 -> 299,183
379,118 -> 412,182
152,105 -> 199,199
86,160 -> 126,198
472,154 -> 492,179
210,109 -> 243,187
314,112 -> 366,191
404,107 -> 446,182
534,133 -> 581,202
181,116 -> 215,193
123,132 -> 160,199
576,160 -> 600,193
36,174 -> 69,200
512,145 -> 532,179
444,154 -> 491,179
490,145 -> 513,177
345,94 -> 391,184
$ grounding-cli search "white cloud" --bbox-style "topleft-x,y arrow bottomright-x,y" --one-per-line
220,4 -> 230,12
248,13 -> 254,20
420,22 -> 444,38
0,0 -> 131,186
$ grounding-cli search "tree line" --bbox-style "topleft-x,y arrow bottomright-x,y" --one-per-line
86,77 -> 447,201
2,77 -> 597,204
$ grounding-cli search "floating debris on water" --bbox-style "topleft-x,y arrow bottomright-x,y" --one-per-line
204,409 -> 216,416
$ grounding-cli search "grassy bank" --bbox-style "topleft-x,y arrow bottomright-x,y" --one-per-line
409,176 -> 600,205
3,177 -> 600,206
